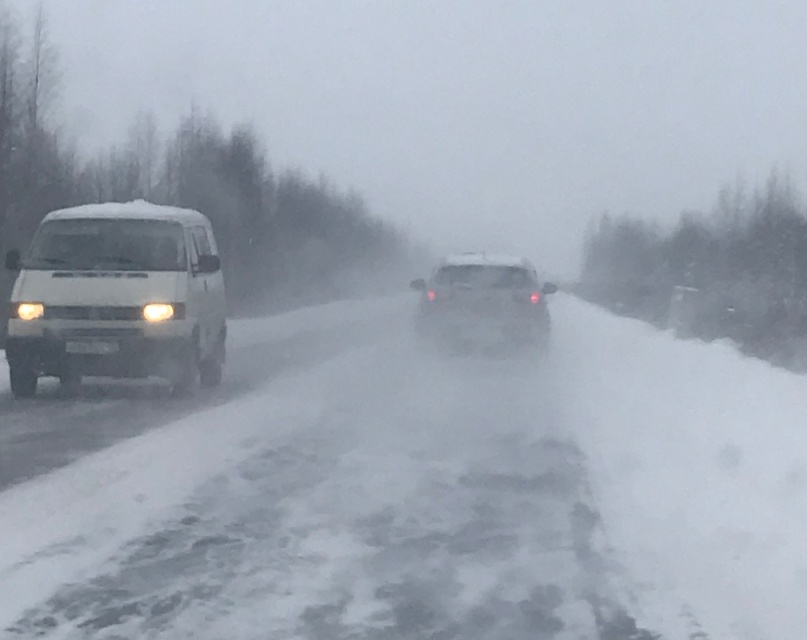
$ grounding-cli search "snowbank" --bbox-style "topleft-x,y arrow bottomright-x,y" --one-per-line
553,294 -> 807,640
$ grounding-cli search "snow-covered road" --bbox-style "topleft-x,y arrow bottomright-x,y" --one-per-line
2,294 -> 807,638
0,298 -> 403,489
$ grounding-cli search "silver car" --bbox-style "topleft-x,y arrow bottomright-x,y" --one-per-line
410,253 -> 558,354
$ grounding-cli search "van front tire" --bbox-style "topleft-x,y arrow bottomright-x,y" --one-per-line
59,367 -> 82,398
171,343 -> 199,398
10,365 -> 38,398
200,333 -> 225,388
199,356 -> 222,388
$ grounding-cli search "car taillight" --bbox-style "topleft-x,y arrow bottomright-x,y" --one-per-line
530,292 -> 541,304
427,290 -> 437,301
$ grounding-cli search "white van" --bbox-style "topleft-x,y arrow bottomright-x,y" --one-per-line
4,201 -> 227,398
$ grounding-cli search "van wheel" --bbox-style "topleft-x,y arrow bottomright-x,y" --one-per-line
10,365 -> 38,398
171,346 -> 199,398
200,335 -> 225,388
59,367 -> 82,398
199,357 -> 222,388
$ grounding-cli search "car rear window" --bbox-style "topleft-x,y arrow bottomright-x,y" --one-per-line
433,265 -> 533,289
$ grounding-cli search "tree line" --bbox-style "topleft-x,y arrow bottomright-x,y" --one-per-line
579,173 -> 807,369
0,5 -> 418,326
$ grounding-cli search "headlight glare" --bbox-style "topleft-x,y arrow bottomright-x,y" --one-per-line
16,303 -> 44,321
143,303 -> 175,322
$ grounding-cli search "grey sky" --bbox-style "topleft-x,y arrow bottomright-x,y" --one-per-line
10,0 -> 807,276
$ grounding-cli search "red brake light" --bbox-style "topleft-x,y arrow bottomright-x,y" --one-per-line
530,292 -> 541,304
427,290 -> 437,301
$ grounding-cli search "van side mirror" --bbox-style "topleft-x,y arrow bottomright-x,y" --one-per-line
541,282 -> 558,295
5,249 -> 21,271
410,278 -> 426,291
196,254 -> 221,274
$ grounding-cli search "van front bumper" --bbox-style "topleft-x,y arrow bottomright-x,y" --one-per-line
4,333 -> 194,379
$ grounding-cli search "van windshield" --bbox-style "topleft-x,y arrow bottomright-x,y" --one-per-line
25,219 -> 187,271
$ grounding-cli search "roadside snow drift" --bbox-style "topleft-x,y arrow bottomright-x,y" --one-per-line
554,295 -> 807,640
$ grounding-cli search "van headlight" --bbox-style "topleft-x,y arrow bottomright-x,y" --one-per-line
143,303 -> 176,322
15,302 -> 45,321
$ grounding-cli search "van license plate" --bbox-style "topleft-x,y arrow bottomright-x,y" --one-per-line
66,340 -> 119,355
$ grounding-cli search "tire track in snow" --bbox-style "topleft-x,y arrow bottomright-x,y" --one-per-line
8,436 -> 661,639
6,432 -> 344,638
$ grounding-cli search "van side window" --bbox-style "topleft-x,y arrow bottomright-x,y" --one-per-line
191,226 -> 212,257
204,227 -> 218,255
186,228 -> 198,268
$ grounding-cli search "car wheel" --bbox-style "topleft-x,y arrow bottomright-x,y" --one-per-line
10,364 -> 38,399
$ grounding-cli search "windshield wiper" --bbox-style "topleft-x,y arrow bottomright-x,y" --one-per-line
92,256 -> 141,267
31,257 -> 72,268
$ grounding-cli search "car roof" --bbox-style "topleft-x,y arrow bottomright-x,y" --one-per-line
43,200 -> 210,225
440,252 -> 534,269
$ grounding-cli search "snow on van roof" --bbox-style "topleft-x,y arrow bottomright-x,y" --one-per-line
43,200 -> 209,224
441,253 -> 531,268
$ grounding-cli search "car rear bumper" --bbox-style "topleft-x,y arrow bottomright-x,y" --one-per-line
417,313 -> 549,343
5,334 -> 193,379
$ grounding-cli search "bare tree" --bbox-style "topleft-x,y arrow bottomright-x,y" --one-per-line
16,1 -> 59,241
0,5 -> 414,325
126,110 -> 160,200
0,4 -> 20,249
23,3 -> 58,138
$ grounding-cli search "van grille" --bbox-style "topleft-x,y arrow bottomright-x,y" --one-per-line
56,328 -> 143,338
44,306 -> 143,321
52,272 -> 148,279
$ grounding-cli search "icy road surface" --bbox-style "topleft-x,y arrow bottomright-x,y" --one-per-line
5,293 -> 805,638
